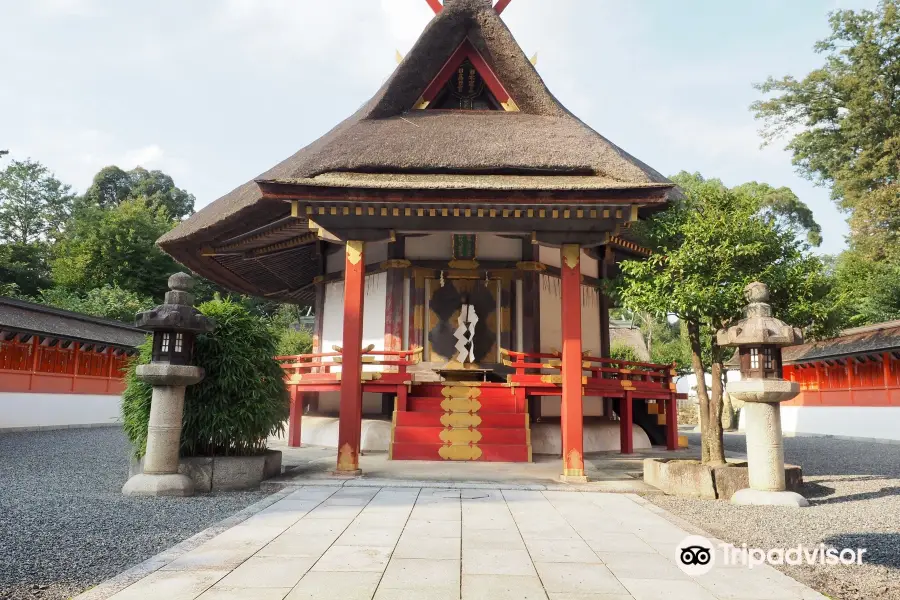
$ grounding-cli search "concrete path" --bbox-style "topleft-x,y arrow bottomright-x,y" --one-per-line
90,486 -> 826,600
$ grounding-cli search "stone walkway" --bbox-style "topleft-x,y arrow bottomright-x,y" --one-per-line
88,486 -> 826,600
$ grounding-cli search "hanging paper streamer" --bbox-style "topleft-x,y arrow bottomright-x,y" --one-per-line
454,303 -> 478,363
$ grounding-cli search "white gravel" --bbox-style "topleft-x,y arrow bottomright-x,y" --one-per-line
0,427 -> 270,600
649,432 -> 900,600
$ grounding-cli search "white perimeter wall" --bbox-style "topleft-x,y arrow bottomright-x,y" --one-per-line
319,272 -> 388,416
739,406 -> 900,442
0,392 -> 121,429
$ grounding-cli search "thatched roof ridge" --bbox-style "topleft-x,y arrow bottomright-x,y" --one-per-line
160,0 -> 675,247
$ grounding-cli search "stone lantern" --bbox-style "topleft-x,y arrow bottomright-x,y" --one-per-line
717,282 -> 807,507
122,273 -> 214,497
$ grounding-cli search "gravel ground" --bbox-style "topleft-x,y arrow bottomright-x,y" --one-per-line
649,432 -> 900,600
0,427 -> 270,600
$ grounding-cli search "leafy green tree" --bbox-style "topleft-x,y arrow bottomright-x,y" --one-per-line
831,250 -> 900,326
610,342 -> 642,363
618,173 -> 839,465
33,285 -> 154,323
122,298 -> 289,458
0,159 -> 74,244
0,241 -> 52,297
82,165 -> 195,220
52,199 -> 178,299
752,0 -> 900,261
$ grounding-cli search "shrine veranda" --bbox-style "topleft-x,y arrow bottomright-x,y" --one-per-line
158,0 -> 686,478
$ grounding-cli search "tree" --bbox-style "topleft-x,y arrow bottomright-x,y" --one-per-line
831,250 -> 900,326
52,199 -> 179,299
0,159 -> 74,244
0,242 -> 52,297
618,172 -> 838,465
82,165 -> 195,220
33,285 -> 154,323
752,0 -> 900,261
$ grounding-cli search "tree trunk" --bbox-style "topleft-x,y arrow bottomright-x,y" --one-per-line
686,321 -> 711,464
707,352 -> 727,465
720,366 -> 736,431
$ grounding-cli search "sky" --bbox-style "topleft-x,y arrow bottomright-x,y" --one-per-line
0,0 -> 880,256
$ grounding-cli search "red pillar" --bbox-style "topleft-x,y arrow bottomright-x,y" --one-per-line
336,240 -> 365,474
666,393 -> 677,450
620,390 -> 634,454
288,387 -> 302,448
560,244 -> 586,481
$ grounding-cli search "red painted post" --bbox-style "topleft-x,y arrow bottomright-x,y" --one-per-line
29,335 -> 40,391
288,386 -> 302,448
884,352 -> 892,389
559,244 -> 585,481
71,342 -> 80,392
666,393 -> 677,450
620,390 -> 634,454
846,357 -> 854,404
336,241 -> 365,474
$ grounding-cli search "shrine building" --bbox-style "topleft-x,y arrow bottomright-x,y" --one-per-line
159,0 -> 685,479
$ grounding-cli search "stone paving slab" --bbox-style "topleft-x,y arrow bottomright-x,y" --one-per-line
80,484 -> 828,600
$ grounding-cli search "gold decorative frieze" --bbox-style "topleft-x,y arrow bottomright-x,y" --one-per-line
515,261 -> 546,272
346,240 -> 364,265
441,385 -> 481,399
381,259 -> 412,270
336,443 -> 357,471
562,244 -> 580,270
541,375 -> 562,384
439,444 -> 483,461
440,412 -> 482,428
439,428 -> 482,445
440,398 -> 482,413
448,259 -> 480,270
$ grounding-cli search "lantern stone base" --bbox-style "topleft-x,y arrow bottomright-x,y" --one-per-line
135,363 -> 205,387
731,488 -> 810,508
121,472 -> 195,497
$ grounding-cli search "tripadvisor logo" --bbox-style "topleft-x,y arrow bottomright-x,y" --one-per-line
676,536 -> 868,575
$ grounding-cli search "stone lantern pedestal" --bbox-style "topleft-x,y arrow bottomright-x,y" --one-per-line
121,273 -> 213,498
717,282 -> 808,508
726,379 -> 808,507
122,364 -> 205,497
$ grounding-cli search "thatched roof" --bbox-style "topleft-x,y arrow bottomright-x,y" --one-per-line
0,297 -> 146,349
160,0 -> 675,248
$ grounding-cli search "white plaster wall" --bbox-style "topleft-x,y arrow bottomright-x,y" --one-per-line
321,272 -> 387,356
406,233 -> 452,259
538,246 -> 599,278
0,392 -> 121,429
538,275 -> 602,356
326,241 -> 389,273
739,406 -> 900,442
475,234 -> 522,260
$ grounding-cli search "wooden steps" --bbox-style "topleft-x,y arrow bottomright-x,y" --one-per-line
390,383 -> 531,463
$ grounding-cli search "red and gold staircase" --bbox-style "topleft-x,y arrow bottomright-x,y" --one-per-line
390,383 -> 531,462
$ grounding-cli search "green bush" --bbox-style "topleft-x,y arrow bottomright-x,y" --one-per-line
610,341 -> 642,363
121,298 -> 289,458
275,327 -> 313,356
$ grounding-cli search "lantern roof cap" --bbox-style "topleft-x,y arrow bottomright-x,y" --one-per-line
135,272 -> 214,334
716,282 -> 803,348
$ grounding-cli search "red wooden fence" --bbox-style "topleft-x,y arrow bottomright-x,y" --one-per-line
0,337 -> 130,395
784,353 -> 900,407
